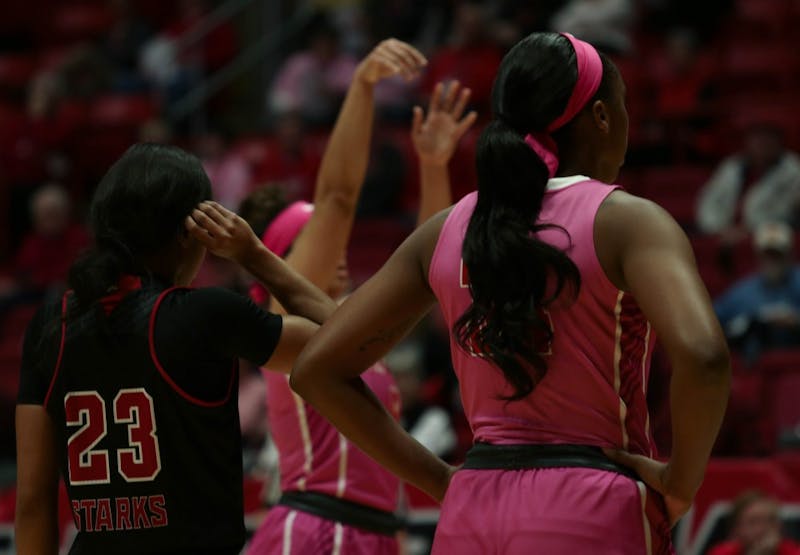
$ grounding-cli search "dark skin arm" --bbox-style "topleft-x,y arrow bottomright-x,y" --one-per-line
275,39 -> 427,302
596,191 -> 731,526
15,405 -> 59,555
187,201 -> 335,374
291,210 -> 455,501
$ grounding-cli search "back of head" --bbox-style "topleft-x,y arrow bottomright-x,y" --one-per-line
68,143 -> 211,313
238,185 -> 290,239
455,32 -> 615,400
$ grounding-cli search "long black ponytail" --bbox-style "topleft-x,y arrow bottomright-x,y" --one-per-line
454,33 -> 614,401
67,143 -> 212,317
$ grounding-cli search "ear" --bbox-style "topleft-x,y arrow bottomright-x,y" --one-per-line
591,99 -> 610,134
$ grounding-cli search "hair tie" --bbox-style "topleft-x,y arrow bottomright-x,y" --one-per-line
524,33 -> 604,178
524,133 -> 559,178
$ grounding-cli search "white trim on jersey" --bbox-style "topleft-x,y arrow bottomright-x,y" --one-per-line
637,481 -> 654,555
613,291 -> 630,450
336,433 -> 348,498
282,510 -> 298,555
545,174 -> 591,192
290,376 -> 314,491
331,522 -> 344,555
641,322 -> 653,457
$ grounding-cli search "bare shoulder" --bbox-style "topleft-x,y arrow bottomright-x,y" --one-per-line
597,190 -> 686,244
415,206 -> 454,277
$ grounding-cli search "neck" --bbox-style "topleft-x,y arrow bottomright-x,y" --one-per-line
556,153 -> 616,184
142,248 -> 181,285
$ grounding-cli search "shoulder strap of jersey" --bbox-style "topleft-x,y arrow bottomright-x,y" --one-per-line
148,287 -> 237,408
43,291 -> 71,408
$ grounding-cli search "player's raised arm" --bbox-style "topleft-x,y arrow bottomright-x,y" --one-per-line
412,81 -> 477,225
274,39 -> 427,301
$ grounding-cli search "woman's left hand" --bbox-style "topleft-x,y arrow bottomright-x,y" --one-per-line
412,80 -> 477,167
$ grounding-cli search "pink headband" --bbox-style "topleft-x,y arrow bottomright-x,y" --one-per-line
524,33 -> 604,178
249,201 -> 314,304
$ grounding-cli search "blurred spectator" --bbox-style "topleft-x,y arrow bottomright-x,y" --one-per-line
649,29 -> 714,120
140,0 -> 237,106
708,490 -> 800,555
269,16 -> 357,125
387,344 -> 456,458
550,0 -> 634,54
193,129 -> 252,210
253,112 -> 323,202
0,184 -> 88,311
714,222 -> 800,362
139,118 -> 174,144
697,125 -> 800,238
103,0 -> 153,91
420,1 -> 502,113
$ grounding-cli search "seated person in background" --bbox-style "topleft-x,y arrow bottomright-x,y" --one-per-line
550,0 -> 635,54
269,16 -> 357,125
420,1 -> 502,114
697,125 -> 800,240
0,184 -> 89,311
714,222 -> 800,362
708,490 -> 800,555
387,343 -> 456,459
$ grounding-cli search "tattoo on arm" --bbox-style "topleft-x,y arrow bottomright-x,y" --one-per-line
357,317 -> 417,353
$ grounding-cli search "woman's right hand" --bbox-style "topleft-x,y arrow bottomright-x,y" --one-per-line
604,449 -> 693,527
186,201 -> 264,264
355,38 -> 427,85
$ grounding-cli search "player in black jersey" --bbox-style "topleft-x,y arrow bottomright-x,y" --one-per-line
15,143 -> 336,555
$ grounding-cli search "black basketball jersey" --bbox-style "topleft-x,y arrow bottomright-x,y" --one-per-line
18,278 -> 283,555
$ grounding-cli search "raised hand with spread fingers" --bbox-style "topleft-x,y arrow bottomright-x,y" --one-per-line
412,80 -> 478,225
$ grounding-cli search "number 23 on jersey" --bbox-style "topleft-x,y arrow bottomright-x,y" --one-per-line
65,388 -> 161,485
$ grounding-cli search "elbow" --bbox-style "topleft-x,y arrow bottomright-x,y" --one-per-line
682,337 -> 732,385
289,348 -> 316,401
317,188 -> 358,218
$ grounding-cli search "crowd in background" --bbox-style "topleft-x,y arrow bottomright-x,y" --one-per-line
0,0 -> 799,549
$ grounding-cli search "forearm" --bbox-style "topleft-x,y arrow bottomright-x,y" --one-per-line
667,358 -> 730,500
417,163 -> 452,226
16,499 -> 58,554
242,245 -> 336,324
292,373 -> 451,501
314,73 -> 375,207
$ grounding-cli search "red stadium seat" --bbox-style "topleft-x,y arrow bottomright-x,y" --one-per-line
47,3 -> 114,43
758,350 -> 800,444
720,42 -> 799,90
88,94 -> 157,127
0,54 -> 37,91
637,166 -> 712,226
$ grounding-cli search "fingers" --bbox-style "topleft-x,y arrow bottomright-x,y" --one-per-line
411,106 -> 424,136
442,81 -> 460,113
451,87 -> 472,120
602,448 -> 642,469
455,111 -> 478,138
185,215 -> 212,242
374,39 -> 427,81
190,204 -> 227,238
430,82 -> 445,113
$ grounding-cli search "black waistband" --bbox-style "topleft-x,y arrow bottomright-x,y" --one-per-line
463,443 -> 639,480
278,491 -> 404,537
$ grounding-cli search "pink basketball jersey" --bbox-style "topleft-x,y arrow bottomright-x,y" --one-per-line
429,176 -> 656,457
265,363 -> 402,512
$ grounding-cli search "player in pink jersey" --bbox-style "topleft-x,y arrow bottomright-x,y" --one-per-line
244,39 -> 476,555
292,32 -> 732,554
